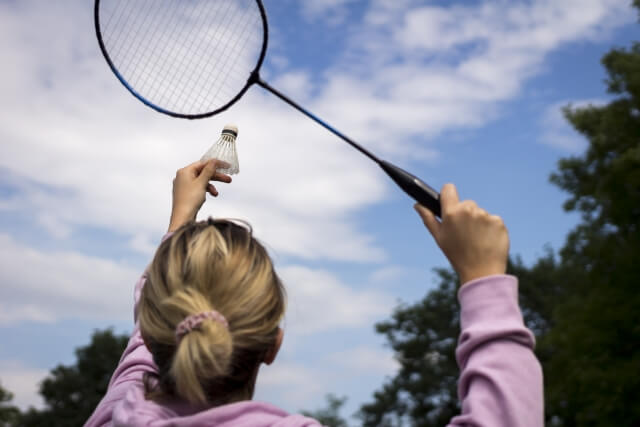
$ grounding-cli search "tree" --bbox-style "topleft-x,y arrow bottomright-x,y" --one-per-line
0,382 -> 20,427
541,39 -> 640,426
18,329 -> 128,427
359,12 -> 640,427
301,394 -> 349,427
358,269 -> 459,427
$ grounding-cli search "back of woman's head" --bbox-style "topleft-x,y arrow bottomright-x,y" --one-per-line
138,219 -> 286,406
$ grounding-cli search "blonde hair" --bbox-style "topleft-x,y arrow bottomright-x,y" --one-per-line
138,219 -> 286,406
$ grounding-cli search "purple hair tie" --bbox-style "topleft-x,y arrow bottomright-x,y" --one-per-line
175,310 -> 229,342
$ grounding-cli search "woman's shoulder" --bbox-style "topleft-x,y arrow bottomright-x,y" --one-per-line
110,387 -> 321,427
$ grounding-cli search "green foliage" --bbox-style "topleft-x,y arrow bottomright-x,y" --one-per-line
360,15 -> 640,427
18,329 -> 128,427
542,41 -> 640,426
358,269 -> 461,427
301,394 -> 349,427
508,250 -> 570,337
550,44 -> 640,232
0,383 -> 20,427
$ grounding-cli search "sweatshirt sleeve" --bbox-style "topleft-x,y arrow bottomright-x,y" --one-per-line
447,275 -> 544,427
84,233 -> 173,427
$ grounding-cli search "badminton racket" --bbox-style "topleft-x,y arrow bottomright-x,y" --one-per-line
94,0 -> 441,217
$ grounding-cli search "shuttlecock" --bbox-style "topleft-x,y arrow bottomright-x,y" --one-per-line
201,125 -> 239,175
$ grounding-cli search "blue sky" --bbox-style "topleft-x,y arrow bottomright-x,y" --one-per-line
0,0 -> 638,422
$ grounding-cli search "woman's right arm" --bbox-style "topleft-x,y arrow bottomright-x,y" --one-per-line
85,159 -> 232,426
415,184 -> 543,427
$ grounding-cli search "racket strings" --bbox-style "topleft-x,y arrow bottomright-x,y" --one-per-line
98,0 -> 263,115
171,3 -> 247,113
104,0 -> 176,96
129,1 -> 187,98
106,0 -> 167,79
149,2 -> 226,105
197,13 -> 259,112
164,2 -> 237,109
169,1 -> 236,111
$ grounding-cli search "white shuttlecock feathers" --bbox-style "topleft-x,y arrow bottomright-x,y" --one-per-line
201,125 -> 240,175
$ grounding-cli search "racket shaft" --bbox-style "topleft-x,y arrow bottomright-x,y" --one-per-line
255,78 -> 442,217
255,78 -> 379,163
379,161 -> 441,217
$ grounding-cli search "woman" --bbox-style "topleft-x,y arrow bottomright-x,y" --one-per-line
85,158 -> 543,426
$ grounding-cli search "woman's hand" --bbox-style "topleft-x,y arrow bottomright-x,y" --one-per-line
168,159 -> 232,232
415,183 -> 509,286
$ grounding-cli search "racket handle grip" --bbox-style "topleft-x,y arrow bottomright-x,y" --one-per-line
379,160 -> 441,218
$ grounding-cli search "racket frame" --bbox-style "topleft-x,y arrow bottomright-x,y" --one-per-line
94,0 -> 269,119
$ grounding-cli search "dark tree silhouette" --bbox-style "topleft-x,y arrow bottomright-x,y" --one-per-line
301,394 -> 349,427
541,38 -> 640,426
0,382 -> 20,427
18,329 -> 128,427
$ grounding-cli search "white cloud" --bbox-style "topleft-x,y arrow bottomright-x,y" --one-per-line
255,345 -> 400,411
280,265 -> 394,335
0,233 -> 139,324
393,0 -> 626,53
299,0 -> 357,25
35,213 -> 73,240
306,0 -> 632,157
0,361 -> 47,410
368,265 -> 409,284
256,362 -> 327,408
539,99 -> 605,152
327,346 -> 400,377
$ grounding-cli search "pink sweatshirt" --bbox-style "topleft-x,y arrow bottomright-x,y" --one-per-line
85,243 -> 543,426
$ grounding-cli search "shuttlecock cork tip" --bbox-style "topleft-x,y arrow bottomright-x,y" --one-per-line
222,124 -> 238,138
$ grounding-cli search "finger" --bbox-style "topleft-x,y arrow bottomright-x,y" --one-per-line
207,183 -> 219,197
197,160 -> 218,184
489,214 -> 505,227
211,172 -> 232,183
210,159 -> 231,170
174,160 -> 205,180
198,159 -> 231,183
205,158 -> 231,173
440,183 -> 460,216
489,214 -> 502,222
459,199 -> 478,213
415,203 -> 441,240
189,159 -> 210,175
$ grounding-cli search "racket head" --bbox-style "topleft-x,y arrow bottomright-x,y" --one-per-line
94,0 -> 268,119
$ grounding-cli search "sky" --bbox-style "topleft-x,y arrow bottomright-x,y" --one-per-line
0,0 -> 638,422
